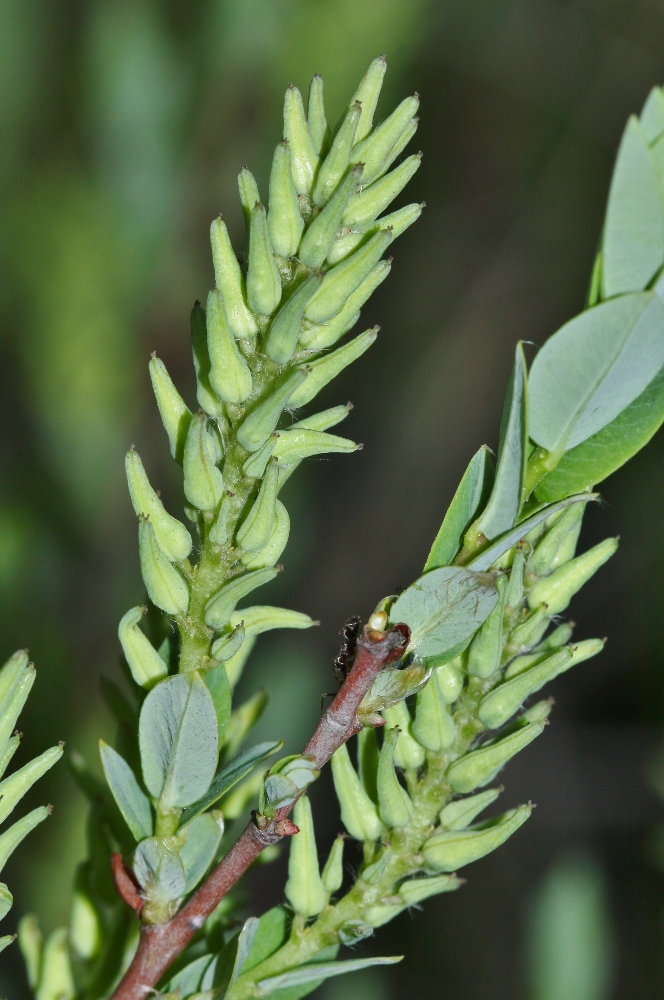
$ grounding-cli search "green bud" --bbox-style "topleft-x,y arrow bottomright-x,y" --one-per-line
304,230 -> 393,324
237,369 -> 309,452
149,356 -> 192,463
467,574 -> 507,678
299,259 -> 390,350
206,289 -> 253,405
190,301 -> 223,419
18,914 -> 42,991
302,166 -> 363,266
210,623 -> 245,662
228,604 -> 317,638
436,659 -> 464,704
507,605 -> 551,654
321,834 -> 345,893
133,837 -> 186,924
343,154 -> 422,227
447,723 -> 544,794
35,928 -> 75,1000
357,726 -> 379,801
247,203 -> 282,316
537,621 -> 575,651
138,518 -> 189,616
241,500 -> 290,569
330,743 -> 384,841
265,275 -> 323,364
284,795 -> 327,917
358,662 -> 429,722
412,672 -> 455,752
503,650 -> 547,678
204,567 -> 280,629
521,699 -> 554,724
125,450 -> 192,562
210,217 -> 258,339
0,806 -> 50,875
0,883 -> 11,920
528,538 -> 618,615
283,84 -> 319,195
351,94 -> 419,184
291,403 -> 353,432
351,55 -> 387,143
238,167 -> 260,232
382,701 -> 425,769
528,503 -> 585,578
312,105 -> 362,207
260,755 -> 319,817
183,412 -> 224,512
289,327 -> 378,407
439,787 -> 502,830
0,735 -> 20,781
236,461 -> 279,551
326,202 -> 422,266
377,728 -> 413,828
504,543 -> 527,614
382,116 -> 418,175
209,491 -> 233,546
273,427 -> 360,463
423,804 -> 531,872
267,142 -> 304,259
70,865 -> 102,961
307,74 -> 330,156
242,436 -> 277,479
399,874 -> 462,905
0,745 -> 63,826
0,654 -> 34,760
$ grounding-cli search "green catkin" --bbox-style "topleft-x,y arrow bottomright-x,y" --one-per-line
206,289 -> 253,404
284,796 -> 327,918
237,369 -> 309,452
267,142 -> 304,258
330,743 -> 384,841
210,217 -> 258,340
304,229 -> 394,324
376,728 -> 413,828
343,153 -> 422,226
351,54 -> 388,143
283,84 -> 319,195
265,275 -> 323,364
148,356 -> 192,463
412,673 -> 456,752
301,166 -> 363,267
247,203 -> 282,316
183,412 -> 224,512
288,328 -> 378,407
307,74 -> 330,157
138,518 -> 189,616
312,103 -> 362,207
125,450 -> 192,562
191,301 -> 223,418
236,460 -> 279,552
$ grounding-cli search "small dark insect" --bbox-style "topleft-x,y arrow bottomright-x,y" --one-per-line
333,615 -> 362,684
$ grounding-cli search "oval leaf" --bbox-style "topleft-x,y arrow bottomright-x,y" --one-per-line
99,742 -> 153,842
180,813 -> 223,893
179,740 -> 282,827
424,446 -> 494,570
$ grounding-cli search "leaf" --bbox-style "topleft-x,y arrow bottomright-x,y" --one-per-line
473,343 -> 528,540
99,741 -> 153,842
468,493 -> 597,571
166,954 -> 215,996
231,916 -> 259,984
180,812 -> 223,893
602,116 -> 664,297
242,906 -> 290,973
139,673 -> 219,809
641,87 -> 664,143
257,956 -> 403,993
389,567 -> 499,661
358,663 -> 430,719
179,741 -> 282,827
529,292 -> 664,455
534,366 -> 664,502
424,446 -> 494,570
133,837 -> 186,904
201,662 -> 232,744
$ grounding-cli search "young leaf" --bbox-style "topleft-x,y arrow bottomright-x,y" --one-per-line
133,837 -> 186,907
241,906 -> 290,973
424,446 -> 494,570
138,673 -> 219,809
179,741 -> 282,827
180,812 -> 223,893
99,741 -> 153,842
389,567 -> 499,662
257,956 -> 403,992
528,292 -> 664,455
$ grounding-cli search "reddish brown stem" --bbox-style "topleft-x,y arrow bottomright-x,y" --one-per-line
111,853 -> 143,916
110,623 -> 407,1000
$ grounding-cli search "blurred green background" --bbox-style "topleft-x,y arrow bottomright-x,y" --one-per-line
1,0 -> 664,997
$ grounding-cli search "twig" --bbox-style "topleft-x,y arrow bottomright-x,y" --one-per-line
110,623 -> 409,1000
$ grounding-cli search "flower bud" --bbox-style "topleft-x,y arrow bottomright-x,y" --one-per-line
302,165 -> 363,266
507,605 -> 551,654
273,428 -> 360,462
125,451 -> 192,562
206,290 -> 253,405
528,502 -> 585,578
288,328 -> 378,407
312,105 -> 362,207
377,728 -> 413,828
292,404 -> 353,434
0,745 -> 62,827
423,804 -> 531,872
0,654 -> 34,759
236,460 -> 279,551
382,702 -> 425,769
321,834 -> 345,893
267,142 -> 304,258
351,55 -> 387,143
259,755 -> 319,817
35,928 -> 75,1000
330,743 -> 383,841
343,154 -> 422,227
190,301 -> 223,419
204,567 -> 280,629
527,538 -> 618,615
467,574 -> 507,678
265,275 -> 322,364
300,259 -> 390,350
0,806 -> 50,875
504,543 -> 527,614
521,699 -> 554,724
439,787 -> 502,830
138,519 -> 189,616
446,722 -> 544,794
18,915 -> 41,990
237,369 -> 309,452
284,795 -> 327,917
228,605 -> 317,638
209,491 -> 233,546
247,203 -> 282,316
383,116 -> 418,174
307,74 -> 330,156
210,623 -> 245,662
238,167 -> 260,231
210,217 -> 258,339
0,735 -> 20,781
183,413 -> 224,512
241,500 -> 290,569
351,95 -> 419,184
149,356 -> 192,463
436,659 -> 464,704
399,873 -> 462,905
412,673 -> 455,752
283,84 -> 319,195
326,202 -> 422,265
304,230 -> 394,324
357,726 -> 379,801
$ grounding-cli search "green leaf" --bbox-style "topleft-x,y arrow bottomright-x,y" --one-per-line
535,366 -> 664,502
424,446 -> 494,570
473,343 -> 528,540
201,662 -> 232,744
468,493 -> 597,571
0,806 -> 49,875
602,116 -> 664,297
166,954 -> 215,996
99,742 -> 153,842
133,837 -> 186,904
257,956 -> 403,993
242,906 -> 290,974
641,87 -> 664,143
179,741 -> 282,827
389,567 -> 499,661
529,292 -> 664,454
139,673 -> 219,809
180,812 -> 223,893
